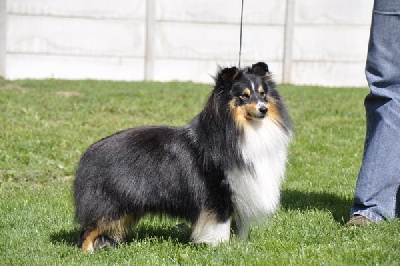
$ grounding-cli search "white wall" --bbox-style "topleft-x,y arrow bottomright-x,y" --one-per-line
0,0 -> 6,76
0,0 -> 373,86
290,0 -> 373,86
2,0 -> 146,81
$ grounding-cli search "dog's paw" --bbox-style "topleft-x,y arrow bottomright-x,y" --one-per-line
93,235 -> 118,250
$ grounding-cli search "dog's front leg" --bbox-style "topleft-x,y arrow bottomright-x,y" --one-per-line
190,210 -> 231,246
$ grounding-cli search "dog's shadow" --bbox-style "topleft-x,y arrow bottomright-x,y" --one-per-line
129,223 -> 191,244
281,189 -> 353,224
50,223 -> 192,248
50,189 -> 352,247
50,228 -> 80,247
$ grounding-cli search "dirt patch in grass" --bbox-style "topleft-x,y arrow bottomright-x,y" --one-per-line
0,83 -> 30,93
55,91 -> 84,97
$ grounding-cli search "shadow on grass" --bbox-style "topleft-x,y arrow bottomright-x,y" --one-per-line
50,223 -> 192,248
129,223 -> 191,244
50,190 -> 351,247
50,228 -> 79,247
281,189 -> 353,224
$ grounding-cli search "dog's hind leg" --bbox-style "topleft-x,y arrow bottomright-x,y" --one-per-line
79,214 -> 138,252
79,227 -> 102,253
231,216 -> 249,240
190,209 -> 231,246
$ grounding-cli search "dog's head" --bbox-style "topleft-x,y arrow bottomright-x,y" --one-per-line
215,62 -> 275,124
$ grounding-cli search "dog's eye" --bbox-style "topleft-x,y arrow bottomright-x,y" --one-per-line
239,94 -> 250,100
259,91 -> 268,101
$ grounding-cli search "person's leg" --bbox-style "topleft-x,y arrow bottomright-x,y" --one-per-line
350,0 -> 400,222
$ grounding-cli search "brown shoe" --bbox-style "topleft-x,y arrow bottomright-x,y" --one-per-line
346,215 -> 373,227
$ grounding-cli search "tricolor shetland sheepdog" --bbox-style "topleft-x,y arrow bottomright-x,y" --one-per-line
74,62 -> 292,252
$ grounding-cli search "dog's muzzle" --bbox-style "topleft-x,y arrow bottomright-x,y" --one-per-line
257,102 -> 268,118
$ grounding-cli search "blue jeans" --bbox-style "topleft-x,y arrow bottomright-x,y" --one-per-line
350,0 -> 400,222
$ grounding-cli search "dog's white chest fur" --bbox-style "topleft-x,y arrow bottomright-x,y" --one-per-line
227,119 -> 291,238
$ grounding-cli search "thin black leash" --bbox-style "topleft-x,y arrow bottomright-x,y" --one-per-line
238,0 -> 244,68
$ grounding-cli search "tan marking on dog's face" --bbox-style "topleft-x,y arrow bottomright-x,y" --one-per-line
243,88 -> 251,98
266,96 -> 282,124
230,98 -> 266,125
230,98 -> 248,129
243,102 -> 259,120
258,85 -> 265,95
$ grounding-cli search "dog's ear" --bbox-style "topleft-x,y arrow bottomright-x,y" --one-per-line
251,62 -> 269,76
219,66 -> 240,84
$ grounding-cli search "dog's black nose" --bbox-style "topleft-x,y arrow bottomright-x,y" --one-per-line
259,105 -> 268,115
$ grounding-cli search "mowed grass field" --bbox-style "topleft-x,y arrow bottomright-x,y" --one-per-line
0,78 -> 399,265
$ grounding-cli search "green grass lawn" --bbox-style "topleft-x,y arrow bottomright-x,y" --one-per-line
1,78 -> 399,265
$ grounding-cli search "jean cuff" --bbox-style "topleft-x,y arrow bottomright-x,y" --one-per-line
350,209 -> 384,223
